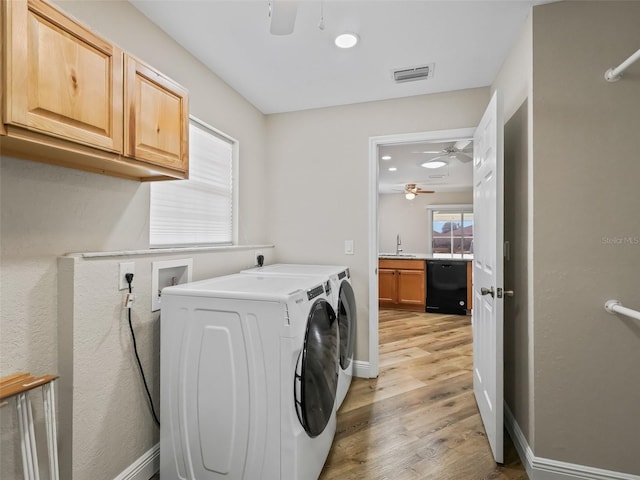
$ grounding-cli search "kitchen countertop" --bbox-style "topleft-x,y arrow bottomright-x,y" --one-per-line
379,253 -> 472,261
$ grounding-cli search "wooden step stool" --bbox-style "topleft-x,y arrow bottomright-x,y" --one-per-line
0,373 -> 60,480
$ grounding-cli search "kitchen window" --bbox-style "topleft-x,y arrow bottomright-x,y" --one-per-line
150,117 -> 236,247
428,205 -> 473,259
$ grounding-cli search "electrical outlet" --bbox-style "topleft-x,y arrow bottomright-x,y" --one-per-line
255,251 -> 264,266
119,262 -> 135,290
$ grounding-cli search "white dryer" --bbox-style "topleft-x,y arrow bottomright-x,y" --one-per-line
160,274 -> 338,480
241,264 -> 356,409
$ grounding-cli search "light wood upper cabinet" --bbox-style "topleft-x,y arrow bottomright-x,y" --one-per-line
4,0 -> 123,152
124,55 -> 188,172
1,0 -> 189,181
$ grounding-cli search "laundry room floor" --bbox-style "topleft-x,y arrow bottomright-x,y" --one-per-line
148,309 -> 526,480
317,309 -> 528,480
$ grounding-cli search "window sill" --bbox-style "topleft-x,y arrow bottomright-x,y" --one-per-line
65,244 -> 275,259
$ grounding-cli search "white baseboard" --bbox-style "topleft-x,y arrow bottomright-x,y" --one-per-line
504,405 -> 640,480
353,360 -> 374,378
114,443 -> 159,480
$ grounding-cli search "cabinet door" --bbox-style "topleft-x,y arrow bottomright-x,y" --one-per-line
124,55 -> 189,173
378,269 -> 397,304
396,269 -> 425,307
4,0 -> 123,152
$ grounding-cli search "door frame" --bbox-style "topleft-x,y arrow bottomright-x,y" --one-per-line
367,127 -> 476,377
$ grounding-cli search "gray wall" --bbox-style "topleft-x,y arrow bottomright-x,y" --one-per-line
531,2 -> 640,473
495,1 -> 640,475
378,191 -> 473,254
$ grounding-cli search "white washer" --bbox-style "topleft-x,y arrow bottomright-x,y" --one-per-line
241,264 -> 356,409
160,274 -> 338,480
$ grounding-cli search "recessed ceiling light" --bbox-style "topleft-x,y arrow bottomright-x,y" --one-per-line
335,33 -> 359,49
421,160 -> 447,169
381,155 -> 392,160
388,167 -> 397,172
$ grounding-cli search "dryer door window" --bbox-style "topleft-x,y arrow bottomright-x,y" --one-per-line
338,281 -> 357,370
294,299 -> 338,438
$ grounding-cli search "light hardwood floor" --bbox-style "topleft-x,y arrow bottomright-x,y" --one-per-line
318,309 -> 527,480
151,309 -> 526,480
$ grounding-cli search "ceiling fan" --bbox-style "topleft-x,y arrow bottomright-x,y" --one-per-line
394,183 -> 435,200
269,0 -> 298,35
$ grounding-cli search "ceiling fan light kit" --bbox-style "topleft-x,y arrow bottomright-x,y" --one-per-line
403,183 -> 435,200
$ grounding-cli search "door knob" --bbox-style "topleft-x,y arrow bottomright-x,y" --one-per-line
480,287 -> 494,298
496,288 -> 514,298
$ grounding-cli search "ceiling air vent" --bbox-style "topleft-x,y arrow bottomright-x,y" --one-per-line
392,63 -> 435,83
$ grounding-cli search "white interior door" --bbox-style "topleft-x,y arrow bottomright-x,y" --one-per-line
472,90 -> 504,463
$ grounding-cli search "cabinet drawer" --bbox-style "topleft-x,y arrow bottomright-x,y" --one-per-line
379,259 -> 425,270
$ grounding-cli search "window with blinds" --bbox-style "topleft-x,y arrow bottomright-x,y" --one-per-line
150,117 -> 235,247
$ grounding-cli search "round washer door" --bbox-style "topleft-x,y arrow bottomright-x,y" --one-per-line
295,299 -> 338,438
338,281 -> 357,370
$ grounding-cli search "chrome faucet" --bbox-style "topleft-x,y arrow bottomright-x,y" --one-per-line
396,234 -> 403,255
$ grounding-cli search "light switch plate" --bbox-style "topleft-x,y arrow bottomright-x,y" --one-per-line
344,240 -> 354,255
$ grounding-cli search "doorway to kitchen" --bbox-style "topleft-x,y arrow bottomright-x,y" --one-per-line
367,127 -> 475,377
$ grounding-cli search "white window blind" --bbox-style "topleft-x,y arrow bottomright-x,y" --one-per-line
150,118 -> 234,246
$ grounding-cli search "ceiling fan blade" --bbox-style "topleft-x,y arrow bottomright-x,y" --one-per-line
270,0 -> 298,35
453,139 -> 472,151
452,152 -> 473,163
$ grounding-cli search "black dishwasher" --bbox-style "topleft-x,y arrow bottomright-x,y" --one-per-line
426,260 -> 468,315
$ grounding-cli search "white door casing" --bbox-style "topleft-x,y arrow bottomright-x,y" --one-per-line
367,128 -> 477,379
472,90 -> 504,463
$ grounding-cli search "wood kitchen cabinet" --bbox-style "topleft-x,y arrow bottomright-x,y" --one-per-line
378,259 -> 426,311
1,0 -> 188,181
3,0 -> 123,152
124,55 -> 189,172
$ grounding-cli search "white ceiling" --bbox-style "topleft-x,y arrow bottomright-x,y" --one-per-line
129,0 -> 541,115
378,139 -> 474,194
129,0 -> 550,193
